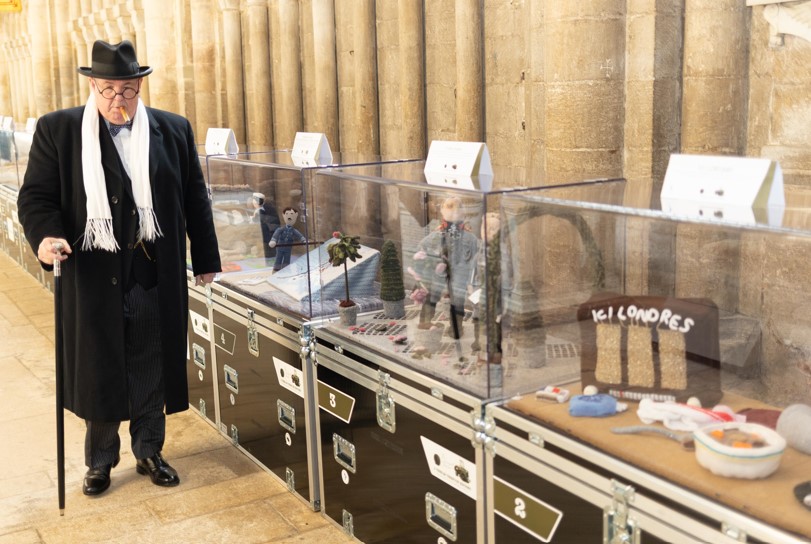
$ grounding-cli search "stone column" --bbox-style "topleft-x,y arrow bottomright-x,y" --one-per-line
142,0 -> 180,112
398,1 -> 425,158
27,0 -> 56,117
311,0 -> 339,146
190,0 -> 219,138
269,0 -> 303,148
353,0 -> 379,154
11,39 -> 24,121
543,2 -> 625,182
219,0 -> 246,146
104,6 -> 123,43
76,14 -> 95,99
455,0 -> 483,141
677,0 -> 748,311
53,0 -> 76,109
623,0 -> 684,295
681,0 -> 748,156
0,38 -> 11,116
21,36 -> 35,119
126,0 -> 150,103
244,0 -> 274,150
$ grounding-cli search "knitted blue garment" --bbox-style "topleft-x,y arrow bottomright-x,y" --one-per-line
569,394 -> 618,417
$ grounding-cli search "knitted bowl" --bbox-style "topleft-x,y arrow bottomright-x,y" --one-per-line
693,422 -> 786,479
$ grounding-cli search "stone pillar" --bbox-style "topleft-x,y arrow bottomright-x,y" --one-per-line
455,0 -> 483,141
177,0 -> 196,127
21,36 -> 35,119
269,0 -> 303,148
244,0 -> 274,150
220,0 -> 246,146
311,0 -> 339,147
270,0 -> 302,147
142,0 -> 180,112
0,37 -> 11,116
10,39 -> 24,121
190,0 -> 219,138
398,1 -> 425,158
76,14 -> 95,100
27,0 -> 56,117
353,0 -> 379,154
677,1 -> 749,312
543,2 -> 625,182
104,6 -> 123,43
53,0 -> 76,109
127,0 -> 150,103
681,0 -> 748,156
623,0 -> 684,295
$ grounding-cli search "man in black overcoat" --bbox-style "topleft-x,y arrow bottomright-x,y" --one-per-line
17,40 -> 221,496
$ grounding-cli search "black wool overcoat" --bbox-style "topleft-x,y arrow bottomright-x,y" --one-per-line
17,106 -> 221,422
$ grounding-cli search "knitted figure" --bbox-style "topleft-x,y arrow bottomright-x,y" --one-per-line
269,207 -> 307,271
411,196 -> 478,339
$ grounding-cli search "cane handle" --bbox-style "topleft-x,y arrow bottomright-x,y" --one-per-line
53,242 -> 63,276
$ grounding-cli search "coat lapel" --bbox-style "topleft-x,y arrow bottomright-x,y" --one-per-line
148,109 -> 162,182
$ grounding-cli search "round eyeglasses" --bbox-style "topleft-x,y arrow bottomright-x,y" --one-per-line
97,86 -> 139,100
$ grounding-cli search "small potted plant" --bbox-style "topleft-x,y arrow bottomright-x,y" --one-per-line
379,240 -> 406,318
327,231 -> 363,325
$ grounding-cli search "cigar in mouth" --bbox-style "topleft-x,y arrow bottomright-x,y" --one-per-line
119,107 -> 130,123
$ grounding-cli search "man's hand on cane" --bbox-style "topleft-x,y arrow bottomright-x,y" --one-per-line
38,237 -> 71,266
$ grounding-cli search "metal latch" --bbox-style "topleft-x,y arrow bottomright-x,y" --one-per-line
470,410 -> 496,454
198,398 -> 206,418
425,492 -> 458,541
299,325 -> 316,361
230,424 -> 239,445
277,399 -> 296,434
603,480 -> 640,544
342,509 -> 354,537
376,370 -> 396,433
247,309 -> 259,357
285,467 -> 295,492
192,343 -> 206,370
333,433 -> 356,473
223,364 -> 238,394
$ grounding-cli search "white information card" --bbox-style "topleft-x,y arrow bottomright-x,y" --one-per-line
423,140 -> 494,191
25,117 -> 36,133
291,132 -> 333,167
204,128 -> 239,155
661,153 -> 785,226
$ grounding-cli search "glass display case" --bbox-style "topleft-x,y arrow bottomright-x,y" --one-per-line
308,161 -> 625,398
482,186 -> 811,542
204,151 -> 420,320
0,127 -> 22,266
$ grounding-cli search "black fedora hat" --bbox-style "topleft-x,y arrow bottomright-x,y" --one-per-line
77,40 -> 152,80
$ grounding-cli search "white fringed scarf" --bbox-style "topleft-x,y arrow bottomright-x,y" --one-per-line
80,92 -> 162,251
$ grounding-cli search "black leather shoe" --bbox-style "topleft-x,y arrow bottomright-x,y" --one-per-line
135,452 -> 180,487
83,455 -> 120,496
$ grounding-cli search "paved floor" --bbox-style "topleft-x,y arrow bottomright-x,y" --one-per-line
0,251 -> 353,544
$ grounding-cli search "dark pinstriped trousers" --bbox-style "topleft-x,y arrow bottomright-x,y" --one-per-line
85,283 -> 165,468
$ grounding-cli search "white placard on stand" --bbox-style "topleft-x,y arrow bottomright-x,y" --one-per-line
204,128 -> 239,155
423,140 -> 494,191
661,153 -> 785,226
1,117 -> 13,131
291,132 -> 333,167
25,117 -> 36,133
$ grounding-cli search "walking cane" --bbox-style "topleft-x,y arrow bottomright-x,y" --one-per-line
53,242 -> 65,515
